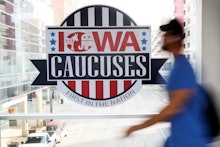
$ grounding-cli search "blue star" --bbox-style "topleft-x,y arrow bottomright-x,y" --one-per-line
51,32 -> 55,37
141,38 -> 147,44
51,47 -> 56,51
142,46 -> 147,51
142,31 -> 147,36
50,39 -> 56,45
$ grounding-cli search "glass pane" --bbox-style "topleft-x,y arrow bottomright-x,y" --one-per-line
0,25 -> 15,39
0,0 -> 175,115
4,85 -> 168,114
0,0 -> 199,146
0,12 -> 15,27
1,119 -> 170,146
0,37 -> 15,50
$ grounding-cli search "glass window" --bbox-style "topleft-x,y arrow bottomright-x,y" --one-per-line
187,30 -> 190,36
187,6 -> 190,12
187,18 -> 190,25
0,25 -> 15,38
187,42 -> 190,48
0,11 -> 15,27
21,21 -> 29,32
0,37 -> 15,50
1,0 -> 205,146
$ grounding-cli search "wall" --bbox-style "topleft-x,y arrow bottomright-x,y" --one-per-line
201,0 -> 220,111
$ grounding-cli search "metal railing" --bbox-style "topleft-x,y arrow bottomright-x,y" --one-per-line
0,113 -> 157,120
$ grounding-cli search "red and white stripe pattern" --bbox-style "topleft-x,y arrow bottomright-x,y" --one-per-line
61,5 -> 137,99
66,80 -> 135,99
58,32 -> 64,52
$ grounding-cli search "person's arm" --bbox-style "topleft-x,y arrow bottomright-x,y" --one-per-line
125,89 -> 194,137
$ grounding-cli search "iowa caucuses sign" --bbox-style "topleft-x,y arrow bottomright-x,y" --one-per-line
31,5 -> 166,107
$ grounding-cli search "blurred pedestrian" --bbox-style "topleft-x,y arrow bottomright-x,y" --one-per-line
124,18 -> 211,147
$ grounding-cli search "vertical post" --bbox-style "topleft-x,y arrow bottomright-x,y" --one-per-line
0,120 -> 1,147
36,89 -> 43,127
50,87 -> 54,113
195,0 -> 202,83
20,100 -> 28,136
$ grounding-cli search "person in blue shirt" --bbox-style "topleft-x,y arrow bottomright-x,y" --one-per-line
124,19 -> 211,147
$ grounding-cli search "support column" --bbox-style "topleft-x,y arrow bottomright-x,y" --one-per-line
36,89 -> 43,127
20,99 -> 28,136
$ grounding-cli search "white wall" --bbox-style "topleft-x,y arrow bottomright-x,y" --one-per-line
201,0 -> 220,111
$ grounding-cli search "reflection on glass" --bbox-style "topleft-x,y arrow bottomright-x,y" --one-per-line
46,126 -> 57,132
25,136 -> 46,144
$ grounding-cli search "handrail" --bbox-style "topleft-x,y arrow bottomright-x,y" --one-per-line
0,113 -> 157,120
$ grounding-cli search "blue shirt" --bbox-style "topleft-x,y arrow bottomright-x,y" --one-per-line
165,55 -> 210,147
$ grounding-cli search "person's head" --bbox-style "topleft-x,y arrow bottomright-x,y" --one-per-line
160,19 -> 184,54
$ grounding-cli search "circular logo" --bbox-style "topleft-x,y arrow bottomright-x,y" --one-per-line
56,5 -> 144,107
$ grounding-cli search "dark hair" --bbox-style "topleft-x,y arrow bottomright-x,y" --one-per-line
160,19 -> 183,35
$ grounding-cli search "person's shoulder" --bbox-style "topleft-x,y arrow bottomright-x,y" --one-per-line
175,55 -> 192,69
176,55 -> 188,62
